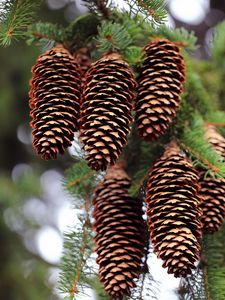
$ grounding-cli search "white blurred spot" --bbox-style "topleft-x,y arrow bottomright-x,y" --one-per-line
36,226 -> 63,264
57,202 -> 81,232
147,252 -> 180,300
11,163 -> 32,182
17,124 -> 32,145
169,0 -> 209,25
40,170 -> 67,205
47,0 -> 68,10
165,14 -> 176,29
23,198 -> 47,224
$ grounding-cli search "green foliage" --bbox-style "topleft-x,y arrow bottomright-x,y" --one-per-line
124,0 -> 167,25
59,216 -> 95,298
155,26 -> 198,51
0,0 -> 41,46
178,115 -> 225,177
206,111 -> 225,126
87,276 -> 108,300
212,21 -> 225,68
123,45 -> 144,65
185,70 -> 214,116
64,160 -> 99,201
0,170 -> 41,205
96,20 -> 133,54
26,22 -> 65,45
65,13 -> 100,49
203,224 -> 225,300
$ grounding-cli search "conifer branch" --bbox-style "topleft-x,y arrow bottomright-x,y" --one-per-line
212,20 -> 225,66
206,111 -> 225,128
185,71 -> 215,116
64,161 -> 98,200
202,225 -> 225,300
155,26 -> 198,50
69,211 -> 90,296
178,116 -> 225,177
96,20 -> 133,54
124,0 -> 167,25
59,212 -> 94,298
26,22 -> 65,45
0,0 -> 41,46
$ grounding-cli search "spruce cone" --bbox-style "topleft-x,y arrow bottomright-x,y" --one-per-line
93,164 -> 147,299
199,125 -> 225,233
205,125 -> 225,159
146,142 -> 202,277
80,53 -> 136,171
29,45 -> 82,160
135,39 -> 185,141
199,171 -> 225,234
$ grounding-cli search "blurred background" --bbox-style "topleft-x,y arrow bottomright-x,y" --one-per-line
0,0 -> 225,299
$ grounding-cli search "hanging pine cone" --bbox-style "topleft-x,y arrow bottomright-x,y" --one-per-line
135,39 -> 185,141
80,53 -> 136,171
93,164 -> 147,299
29,45 -> 82,160
146,142 -> 202,277
205,125 -> 225,159
199,125 -> 225,233
199,171 -> 225,234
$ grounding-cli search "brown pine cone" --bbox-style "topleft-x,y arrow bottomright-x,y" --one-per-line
135,39 -> 185,141
146,141 -> 202,277
199,171 -> 225,234
93,164 -> 147,299
29,45 -> 82,160
199,125 -> 225,233
80,53 -> 136,171
205,125 -> 225,159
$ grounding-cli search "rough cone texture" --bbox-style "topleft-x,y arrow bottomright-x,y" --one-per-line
135,39 -> 185,141
199,125 -> 225,233
93,164 -> 146,299
29,45 -> 82,160
146,142 -> 202,277
80,53 -> 136,171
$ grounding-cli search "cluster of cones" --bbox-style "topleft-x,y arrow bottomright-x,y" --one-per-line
93,128 -> 225,299
29,39 -> 185,170
28,40 -> 225,299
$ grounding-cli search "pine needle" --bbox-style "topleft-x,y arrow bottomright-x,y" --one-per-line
0,0 -> 41,46
178,115 -> 225,178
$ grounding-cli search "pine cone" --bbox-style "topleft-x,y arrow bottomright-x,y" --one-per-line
146,142 -> 202,277
29,45 -> 82,160
199,125 -> 225,233
80,53 -> 136,171
205,125 -> 225,159
93,164 -> 147,299
135,39 -> 185,141
199,171 -> 225,234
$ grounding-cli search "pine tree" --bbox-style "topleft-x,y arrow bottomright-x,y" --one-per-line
1,0 -> 225,299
